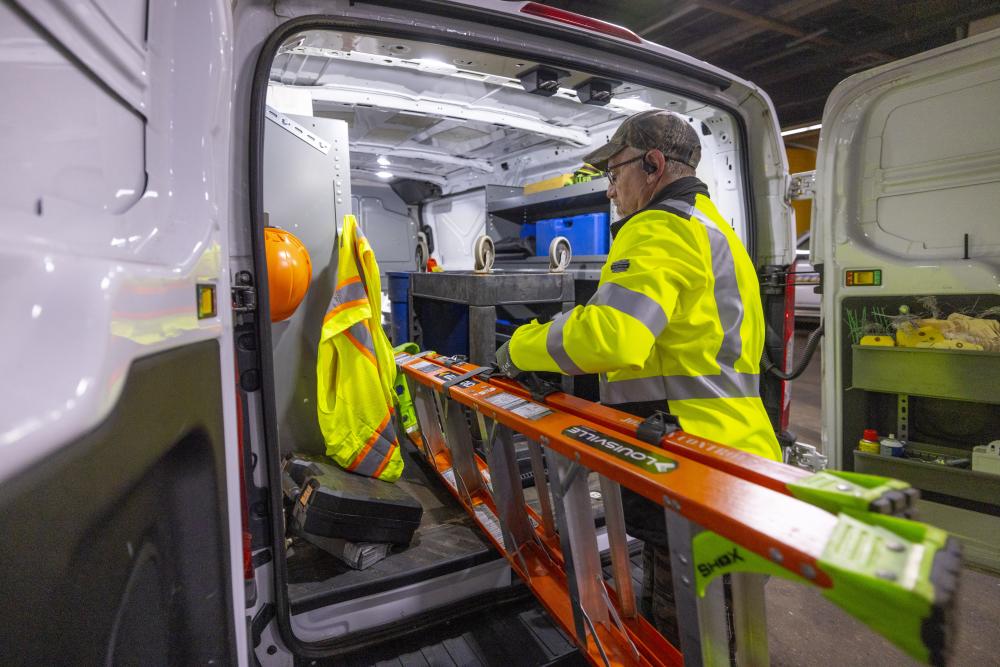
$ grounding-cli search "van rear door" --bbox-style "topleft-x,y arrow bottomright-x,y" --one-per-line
813,29 -> 1000,570
814,28 -> 1000,470
0,1 -> 243,664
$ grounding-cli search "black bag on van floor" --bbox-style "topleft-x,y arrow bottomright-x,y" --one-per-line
283,454 -> 423,546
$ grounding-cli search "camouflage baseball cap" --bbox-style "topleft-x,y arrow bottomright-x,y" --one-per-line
584,110 -> 701,172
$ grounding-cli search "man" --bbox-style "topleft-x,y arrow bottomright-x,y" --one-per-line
495,110 -> 781,643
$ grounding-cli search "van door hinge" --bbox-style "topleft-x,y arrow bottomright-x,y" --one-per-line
788,170 -> 815,201
785,441 -> 828,472
758,265 -> 787,296
232,271 -> 257,313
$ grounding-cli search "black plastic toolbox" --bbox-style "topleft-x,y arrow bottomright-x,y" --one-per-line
284,454 -> 423,546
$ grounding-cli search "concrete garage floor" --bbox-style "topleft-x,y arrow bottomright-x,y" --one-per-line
767,328 -> 1000,666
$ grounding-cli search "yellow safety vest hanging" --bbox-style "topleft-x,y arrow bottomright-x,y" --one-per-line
316,215 -> 404,482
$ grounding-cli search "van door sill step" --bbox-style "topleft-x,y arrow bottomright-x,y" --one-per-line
301,595 -> 586,667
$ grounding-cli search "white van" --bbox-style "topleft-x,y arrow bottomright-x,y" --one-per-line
0,1 -> 995,664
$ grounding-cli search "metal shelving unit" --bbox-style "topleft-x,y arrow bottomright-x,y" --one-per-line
487,178 -> 611,224
850,345 -> 1000,404
849,344 -> 1000,570
486,179 -> 613,277
495,254 -> 607,264
855,446 -> 1000,507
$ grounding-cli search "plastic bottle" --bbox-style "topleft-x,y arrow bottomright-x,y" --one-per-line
858,429 -> 880,454
879,433 -> 905,458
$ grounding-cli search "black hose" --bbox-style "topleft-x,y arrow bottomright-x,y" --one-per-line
762,322 -> 823,381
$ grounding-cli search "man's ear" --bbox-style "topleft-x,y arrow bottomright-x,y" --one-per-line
643,150 -> 665,178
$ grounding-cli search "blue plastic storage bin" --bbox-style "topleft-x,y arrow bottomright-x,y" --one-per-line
535,212 -> 609,256
387,272 -> 411,344
387,272 -> 410,304
390,301 -> 409,345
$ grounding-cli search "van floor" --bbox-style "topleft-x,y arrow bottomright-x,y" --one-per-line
304,593 -> 588,667
296,550 -> 647,667
285,441 -> 499,614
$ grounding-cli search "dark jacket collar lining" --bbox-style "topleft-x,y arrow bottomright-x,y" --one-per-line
610,176 -> 710,239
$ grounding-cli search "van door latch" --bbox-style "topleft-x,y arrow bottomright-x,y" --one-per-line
232,271 -> 257,313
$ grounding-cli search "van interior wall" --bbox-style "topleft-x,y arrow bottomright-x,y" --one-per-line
351,183 -> 418,276
263,112 -> 352,457
415,118 -> 744,270
421,189 -> 489,270
267,31 -> 753,267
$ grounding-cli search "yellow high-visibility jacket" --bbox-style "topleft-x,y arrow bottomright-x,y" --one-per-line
317,215 -> 404,481
510,188 -> 780,461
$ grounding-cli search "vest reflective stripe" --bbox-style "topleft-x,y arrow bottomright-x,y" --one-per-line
333,276 -> 368,306
544,281 -> 668,376
344,321 -> 377,366
546,311 -> 586,375
662,199 -> 745,368
324,298 -> 368,324
348,413 -> 399,478
601,369 -> 762,404
589,282 -> 668,337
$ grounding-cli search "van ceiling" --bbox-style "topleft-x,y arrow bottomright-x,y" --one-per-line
268,30 -> 709,188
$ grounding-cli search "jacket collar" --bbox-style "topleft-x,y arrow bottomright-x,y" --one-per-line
610,176 -> 710,239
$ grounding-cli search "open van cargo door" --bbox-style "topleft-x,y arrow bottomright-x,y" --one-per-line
814,29 -> 1000,569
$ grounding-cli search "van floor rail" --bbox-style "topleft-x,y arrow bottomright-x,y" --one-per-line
396,351 -> 961,667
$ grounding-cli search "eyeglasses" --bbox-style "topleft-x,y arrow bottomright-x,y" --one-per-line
604,154 -> 644,186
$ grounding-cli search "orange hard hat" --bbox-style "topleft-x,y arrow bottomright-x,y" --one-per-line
265,227 -> 312,322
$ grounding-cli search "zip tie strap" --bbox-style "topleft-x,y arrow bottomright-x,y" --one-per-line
441,366 -> 493,397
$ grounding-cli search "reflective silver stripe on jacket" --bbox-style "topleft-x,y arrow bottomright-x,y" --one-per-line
330,278 -> 368,309
600,370 -> 761,404
546,310 -> 585,375
588,282 -> 668,338
351,417 -> 399,477
348,321 -> 375,353
662,199 -> 745,367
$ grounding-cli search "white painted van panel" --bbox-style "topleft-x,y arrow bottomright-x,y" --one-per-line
423,190 -> 487,271
814,29 -> 1000,468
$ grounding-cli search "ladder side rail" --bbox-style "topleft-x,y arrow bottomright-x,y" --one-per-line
411,383 -> 448,461
598,476 -> 637,620
420,356 -> 915,519
664,507 -> 749,667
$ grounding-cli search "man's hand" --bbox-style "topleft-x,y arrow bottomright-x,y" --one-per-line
495,341 -> 523,379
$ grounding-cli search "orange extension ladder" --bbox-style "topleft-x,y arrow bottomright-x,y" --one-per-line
395,351 -> 961,667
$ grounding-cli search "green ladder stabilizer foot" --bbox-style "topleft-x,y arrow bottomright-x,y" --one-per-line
788,470 -> 919,517
691,512 -> 962,665
392,342 -> 421,438
925,535 -> 962,666
819,511 -> 961,666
